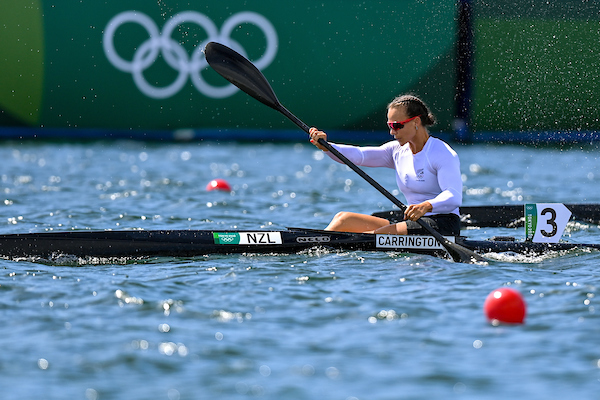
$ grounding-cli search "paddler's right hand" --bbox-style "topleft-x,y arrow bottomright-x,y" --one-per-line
309,127 -> 329,151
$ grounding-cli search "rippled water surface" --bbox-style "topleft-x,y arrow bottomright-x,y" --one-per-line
1,140 -> 599,399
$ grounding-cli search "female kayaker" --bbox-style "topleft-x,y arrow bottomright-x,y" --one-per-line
309,94 -> 462,236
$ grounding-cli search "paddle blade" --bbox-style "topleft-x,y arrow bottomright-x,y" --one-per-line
445,240 -> 487,264
204,42 -> 281,110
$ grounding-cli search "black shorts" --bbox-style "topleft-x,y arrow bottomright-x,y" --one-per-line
404,214 -> 460,236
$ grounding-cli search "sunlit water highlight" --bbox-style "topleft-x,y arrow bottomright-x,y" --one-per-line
0,140 -> 599,399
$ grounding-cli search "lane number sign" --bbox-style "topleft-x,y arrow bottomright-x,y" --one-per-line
525,203 -> 572,243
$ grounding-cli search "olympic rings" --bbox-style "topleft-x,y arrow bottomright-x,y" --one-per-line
103,10 -> 278,99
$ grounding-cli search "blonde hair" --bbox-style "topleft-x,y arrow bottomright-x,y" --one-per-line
387,94 -> 436,126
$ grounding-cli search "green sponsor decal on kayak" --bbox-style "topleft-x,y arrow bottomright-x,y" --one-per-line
213,232 -> 241,245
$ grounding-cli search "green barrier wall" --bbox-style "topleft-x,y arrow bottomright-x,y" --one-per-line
0,1 -> 457,134
0,1 -> 44,127
472,1 -> 600,132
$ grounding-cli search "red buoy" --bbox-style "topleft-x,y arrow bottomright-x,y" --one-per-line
206,179 -> 232,192
484,287 -> 526,324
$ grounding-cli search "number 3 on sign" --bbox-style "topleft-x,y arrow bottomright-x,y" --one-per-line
525,203 -> 572,243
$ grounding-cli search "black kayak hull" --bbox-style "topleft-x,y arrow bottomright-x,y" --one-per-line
0,228 -> 598,260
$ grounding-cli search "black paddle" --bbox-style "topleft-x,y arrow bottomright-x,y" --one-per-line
204,41 -> 487,264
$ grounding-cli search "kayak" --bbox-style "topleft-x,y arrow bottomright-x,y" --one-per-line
0,227 -> 598,261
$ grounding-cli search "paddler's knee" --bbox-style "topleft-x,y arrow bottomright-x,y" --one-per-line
325,211 -> 352,231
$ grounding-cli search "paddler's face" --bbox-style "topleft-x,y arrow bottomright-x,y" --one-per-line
387,107 -> 416,145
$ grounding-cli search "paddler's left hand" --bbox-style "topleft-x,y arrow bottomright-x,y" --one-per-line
404,202 -> 433,221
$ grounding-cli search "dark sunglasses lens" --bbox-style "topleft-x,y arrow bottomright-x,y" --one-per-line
389,122 -> 403,130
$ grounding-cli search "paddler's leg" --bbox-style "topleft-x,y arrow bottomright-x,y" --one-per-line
324,212 -> 391,233
372,221 -> 409,235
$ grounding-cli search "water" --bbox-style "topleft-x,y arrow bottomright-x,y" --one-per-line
1,140 -> 599,399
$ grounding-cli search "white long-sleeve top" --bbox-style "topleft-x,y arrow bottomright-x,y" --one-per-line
326,137 -> 462,216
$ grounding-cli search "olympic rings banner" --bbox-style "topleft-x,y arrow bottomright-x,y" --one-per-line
0,1 -> 457,134
103,10 -> 278,100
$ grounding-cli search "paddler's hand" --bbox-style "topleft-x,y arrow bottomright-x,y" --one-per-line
309,127 -> 329,151
404,202 -> 433,221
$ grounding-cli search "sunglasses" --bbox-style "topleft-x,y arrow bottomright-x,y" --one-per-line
387,115 -> 421,131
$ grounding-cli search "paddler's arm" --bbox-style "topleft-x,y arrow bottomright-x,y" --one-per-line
309,127 -> 395,168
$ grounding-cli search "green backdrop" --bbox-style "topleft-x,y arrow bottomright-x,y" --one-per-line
0,1 -> 457,133
472,0 -> 600,132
